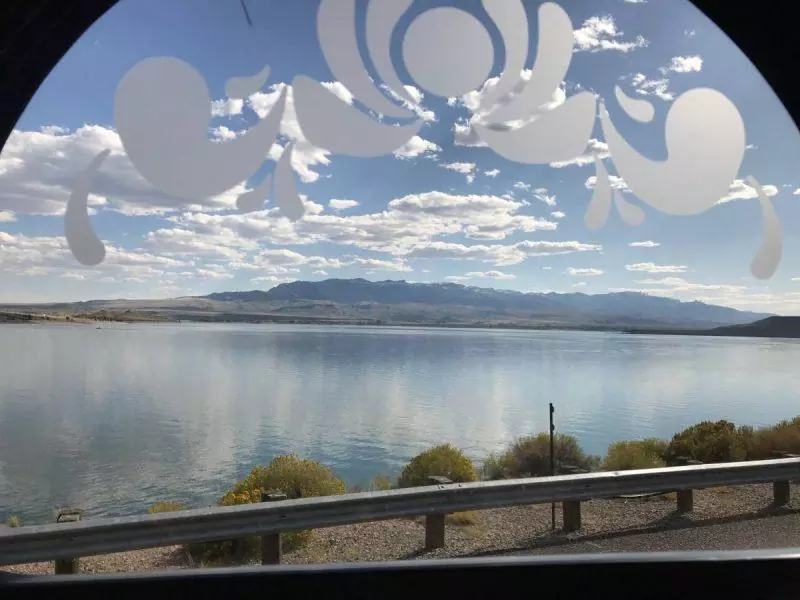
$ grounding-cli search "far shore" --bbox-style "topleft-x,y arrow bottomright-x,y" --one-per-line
0,309 -> 716,335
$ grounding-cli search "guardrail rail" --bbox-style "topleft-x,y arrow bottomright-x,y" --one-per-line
2,457 -> 799,572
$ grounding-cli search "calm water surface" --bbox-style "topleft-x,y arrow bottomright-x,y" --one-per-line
1,323 -> 798,522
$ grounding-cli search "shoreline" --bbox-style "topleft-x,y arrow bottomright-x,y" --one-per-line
0,311 -> 721,337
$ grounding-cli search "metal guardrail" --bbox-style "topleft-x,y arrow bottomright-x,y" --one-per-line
1,457 -> 799,568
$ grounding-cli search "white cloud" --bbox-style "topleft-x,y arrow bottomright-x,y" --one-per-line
328,199 -> 360,211
629,73 -> 674,101
793,188 -> 800,196
551,211 -> 565,219
585,174 -> 630,192
565,267 -> 603,276
153,189 -> 562,268
717,179 -> 779,204
439,161 -> 477,183
533,188 -> 557,206
441,162 -> 476,174
404,240 -> 602,266
664,56 -> 703,73
250,275 -> 297,287
629,241 -> 660,248
572,282 -> 588,288
452,70 -> 567,147
550,139 -> 609,168
0,125 -> 251,216
513,181 -> 531,191
352,257 -> 412,272
313,270 -> 328,276
446,270 -> 516,282
484,169 -> 500,177
0,210 -> 16,222
633,277 -> 746,293
248,81 -> 356,183
573,16 -> 647,53
380,83 -> 436,122
624,0 -> 646,3
587,176 -> 780,205
210,126 -> 240,142
685,29 -> 696,37
210,98 -> 244,117
0,232 -> 199,285
393,136 -> 441,160
255,248 -> 343,269
625,262 -> 687,274
387,191 -> 555,240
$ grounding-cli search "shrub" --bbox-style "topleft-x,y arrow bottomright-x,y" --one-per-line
483,433 -> 594,479
746,416 -> 800,459
603,439 -> 667,471
664,420 -> 749,465
148,501 -> 188,514
397,444 -> 477,488
232,454 -> 345,499
7,516 -> 20,528
482,452 -> 512,480
189,455 -> 344,564
447,511 -> 478,526
369,474 -> 393,491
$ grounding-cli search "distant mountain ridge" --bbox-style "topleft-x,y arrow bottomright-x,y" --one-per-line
204,278 -> 770,327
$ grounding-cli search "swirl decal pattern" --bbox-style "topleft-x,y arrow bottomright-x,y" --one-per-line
65,0 -> 779,279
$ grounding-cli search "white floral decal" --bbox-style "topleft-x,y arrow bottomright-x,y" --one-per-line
65,0 -> 780,279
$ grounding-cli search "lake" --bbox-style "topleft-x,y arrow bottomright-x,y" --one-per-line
1,322 -> 799,522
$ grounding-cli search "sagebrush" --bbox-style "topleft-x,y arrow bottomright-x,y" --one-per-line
398,444 -> 477,487
664,420 -> 750,465
483,433 -> 596,479
746,417 -> 800,459
189,455 -> 344,564
603,439 -> 667,471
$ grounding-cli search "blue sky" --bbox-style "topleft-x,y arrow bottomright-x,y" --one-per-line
2,0 -> 800,313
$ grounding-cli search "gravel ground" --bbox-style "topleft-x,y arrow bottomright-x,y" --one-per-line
3,483 -> 799,576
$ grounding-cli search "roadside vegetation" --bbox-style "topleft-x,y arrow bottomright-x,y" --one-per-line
7,416 -> 800,565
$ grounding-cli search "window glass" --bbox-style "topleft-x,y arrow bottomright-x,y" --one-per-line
1,0 -> 799,569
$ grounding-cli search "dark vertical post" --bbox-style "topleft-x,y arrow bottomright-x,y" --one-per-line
260,491 -> 287,565
549,402 -> 555,532
425,514 -> 446,550
54,508 -> 82,574
773,480 -> 791,506
425,476 -> 451,550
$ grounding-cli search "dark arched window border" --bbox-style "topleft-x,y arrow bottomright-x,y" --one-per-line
0,1 -> 797,150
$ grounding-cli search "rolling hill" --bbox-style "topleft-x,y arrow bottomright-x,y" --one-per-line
0,278 -> 771,330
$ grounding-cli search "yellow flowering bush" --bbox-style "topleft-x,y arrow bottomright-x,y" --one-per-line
189,455 -> 343,564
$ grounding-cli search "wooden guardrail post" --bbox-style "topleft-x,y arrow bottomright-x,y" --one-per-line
54,508 -> 83,574
559,465 -> 587,532
674,457 -> 702,513
260,491 -> 287,565
771,452 -> 798,506
425,476 -> 451,550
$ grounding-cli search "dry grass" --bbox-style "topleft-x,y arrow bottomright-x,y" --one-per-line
446,511 -> 478,526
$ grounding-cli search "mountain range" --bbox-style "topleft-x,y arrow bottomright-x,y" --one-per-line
7,278 -> 766,329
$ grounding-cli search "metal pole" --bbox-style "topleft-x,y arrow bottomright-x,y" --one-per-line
549,402 -> 555,532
